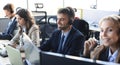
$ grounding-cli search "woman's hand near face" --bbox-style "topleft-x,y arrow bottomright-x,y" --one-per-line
8,42 -> 17,48
83,38 -> 97,57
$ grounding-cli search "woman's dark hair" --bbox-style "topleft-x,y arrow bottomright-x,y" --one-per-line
16,8 -> 35,34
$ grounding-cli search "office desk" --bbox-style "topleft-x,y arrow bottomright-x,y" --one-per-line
0,40 -> 10,65
89,25 -> 100,32
0,40 -> 25,65
0,56 -> 10,65
0,52 -> 25,65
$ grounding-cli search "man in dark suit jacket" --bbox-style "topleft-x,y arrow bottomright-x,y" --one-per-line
0,3 -> 18,40
40,7 -> 85,56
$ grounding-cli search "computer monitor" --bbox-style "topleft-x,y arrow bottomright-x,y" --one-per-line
6,46 -> 24,65
40,51 -> 119,65
40,51 -> 101,65
65,55 -> 120,65
22,33 -> 40,65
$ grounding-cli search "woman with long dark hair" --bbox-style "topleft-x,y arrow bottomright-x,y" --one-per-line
10,8 -> 40,49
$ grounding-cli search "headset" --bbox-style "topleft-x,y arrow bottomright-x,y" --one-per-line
68,18 -> 73,25
66,7 -> 74,25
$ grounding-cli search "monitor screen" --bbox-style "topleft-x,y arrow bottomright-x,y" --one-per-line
22,33 -> 40,65
40,51 -> 102,65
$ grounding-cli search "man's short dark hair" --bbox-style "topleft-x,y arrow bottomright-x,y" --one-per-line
57,7 -> 75,19
3,3 -> 14,13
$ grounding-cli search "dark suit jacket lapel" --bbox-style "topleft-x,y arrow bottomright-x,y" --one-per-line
53,30 -> 62,52
62,27 -> 76,53
7,17 -> 17,34
57,31 -> 62,48
99,47 -> 109,61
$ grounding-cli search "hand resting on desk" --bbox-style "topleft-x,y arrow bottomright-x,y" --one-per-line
0,40 -> 11,57
0,44 -> 7,57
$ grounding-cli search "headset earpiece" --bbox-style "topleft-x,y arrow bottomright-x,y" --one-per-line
66,7 -> 73,25
68,19 -> 73,25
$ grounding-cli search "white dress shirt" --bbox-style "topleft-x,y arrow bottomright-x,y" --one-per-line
108,48 -> 119,62
61,30 -> 70,50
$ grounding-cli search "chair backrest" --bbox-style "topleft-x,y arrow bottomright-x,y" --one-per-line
40,16 -> 57,44
47,16 -> 57,37
72,18 -> 89,40
33,11 -> 48,45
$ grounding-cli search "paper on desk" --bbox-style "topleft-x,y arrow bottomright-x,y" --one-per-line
0,61 -> 3,65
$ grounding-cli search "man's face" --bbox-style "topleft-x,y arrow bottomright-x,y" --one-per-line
4,10 -> 12,19
57,13 -> 70,30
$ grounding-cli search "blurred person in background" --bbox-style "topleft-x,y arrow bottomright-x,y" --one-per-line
0,3 -> 18,40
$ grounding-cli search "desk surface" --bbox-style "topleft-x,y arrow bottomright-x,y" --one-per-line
0,52 -> 25,65
89,25 -> 100,32
0,40 -> 25,65
0,56 -> 10,65
0,40 -> 10,65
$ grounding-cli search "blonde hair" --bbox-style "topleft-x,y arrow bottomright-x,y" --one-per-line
99,15 -> 120,32
98,15 -> 120,63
